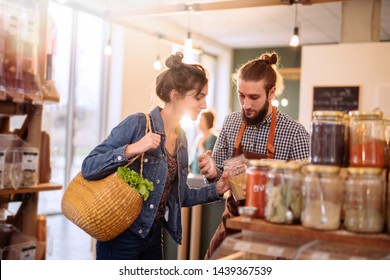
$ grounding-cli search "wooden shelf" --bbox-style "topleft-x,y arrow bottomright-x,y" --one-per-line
226,216 -> 390,249
0,182 -> 62,196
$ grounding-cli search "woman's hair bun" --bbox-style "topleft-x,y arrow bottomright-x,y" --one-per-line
165,52 -> 184,70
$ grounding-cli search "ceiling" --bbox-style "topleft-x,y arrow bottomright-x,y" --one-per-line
57,0 -> 390,49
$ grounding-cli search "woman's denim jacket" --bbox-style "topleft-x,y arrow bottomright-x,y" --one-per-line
81,106 -> 222,244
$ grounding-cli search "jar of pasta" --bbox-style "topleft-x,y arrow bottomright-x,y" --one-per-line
265,161 -> 303,224
349,110 -> 385,168
224,155 -> 247,201
310,111 -> 346,167
344,167 -> 385,233
301,165 -> 344,230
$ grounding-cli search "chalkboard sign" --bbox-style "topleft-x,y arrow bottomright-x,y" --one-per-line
313,86 -> 359,114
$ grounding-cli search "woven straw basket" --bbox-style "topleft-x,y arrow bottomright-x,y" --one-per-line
61,171 -> 143,241
61,113 -> 150,241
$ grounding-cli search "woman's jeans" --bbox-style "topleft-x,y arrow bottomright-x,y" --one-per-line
96,221 -> 163,260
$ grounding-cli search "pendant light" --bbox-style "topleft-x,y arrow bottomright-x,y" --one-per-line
289,3 -> 300,47
184,8 -> 193,51
104,39 -> 112,56
153,33 -> 162,71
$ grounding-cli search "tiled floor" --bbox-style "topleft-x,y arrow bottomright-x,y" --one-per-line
46,214 -> 94,260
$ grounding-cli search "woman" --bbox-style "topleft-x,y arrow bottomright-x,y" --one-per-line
81,52 -> 229,260
190,110 -> 218,174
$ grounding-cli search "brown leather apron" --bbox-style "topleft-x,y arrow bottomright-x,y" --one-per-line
205,106 -> 277,259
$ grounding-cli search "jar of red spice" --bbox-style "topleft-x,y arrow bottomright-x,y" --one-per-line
349,110 -> 385,168
245,159 -> 273,218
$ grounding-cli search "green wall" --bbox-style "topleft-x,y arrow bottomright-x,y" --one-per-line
232,47 -> 302,120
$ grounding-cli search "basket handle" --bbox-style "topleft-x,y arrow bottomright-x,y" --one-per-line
123,113 -> 151,178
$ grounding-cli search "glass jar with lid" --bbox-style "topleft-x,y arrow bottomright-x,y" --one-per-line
245,159 -> 274,218
301,165 -> 344,230
344,167 -> 385,233
343,113 -> 351,167
310,111 -> 346,167
265,161 -> 303,224
349,110 -> 385,168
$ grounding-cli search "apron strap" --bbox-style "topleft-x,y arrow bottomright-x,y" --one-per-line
233,122 -> 246,157
266,106 -> 277,159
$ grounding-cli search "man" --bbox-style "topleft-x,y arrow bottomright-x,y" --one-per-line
199,52 -> 310,259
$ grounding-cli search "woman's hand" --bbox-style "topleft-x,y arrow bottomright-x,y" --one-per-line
198,150 -> 217,179
125,132 -> 161,158
215,171 -> 230,196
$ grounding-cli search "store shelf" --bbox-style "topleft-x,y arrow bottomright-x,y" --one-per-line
0,183 -> 62,196
226,216 -> 390,249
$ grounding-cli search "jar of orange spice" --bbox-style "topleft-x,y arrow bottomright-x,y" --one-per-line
348,110 -> 385,168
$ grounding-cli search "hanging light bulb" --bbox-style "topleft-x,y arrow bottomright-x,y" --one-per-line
289,3 -> 300,47
153,33 -> 163,70
184,8 -> 193,51
153,56 -> 162,71
290,27 -> 299,47
272,99 -> 279,107
281,98 -> 289,107
104,39 -> 112,56
184,31 -> 193,50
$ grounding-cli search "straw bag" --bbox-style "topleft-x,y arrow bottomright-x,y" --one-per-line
61,114 -> 151,241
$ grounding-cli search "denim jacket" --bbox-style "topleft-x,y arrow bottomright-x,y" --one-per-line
81,106 -> 222,244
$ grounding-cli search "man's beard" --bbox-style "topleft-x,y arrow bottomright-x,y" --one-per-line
242,99 -> 269,126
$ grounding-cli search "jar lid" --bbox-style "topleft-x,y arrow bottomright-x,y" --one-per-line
284,161 -> 304,170
347,167 -> 383,175
248,159 -> 285,167
349,110 -> 383,120
269,161 -> 286,169
312,110 -> 345,119
305,164 -> 340,174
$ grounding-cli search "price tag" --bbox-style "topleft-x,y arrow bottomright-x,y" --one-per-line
233,241 -> 252,252
310,251 -> 330,260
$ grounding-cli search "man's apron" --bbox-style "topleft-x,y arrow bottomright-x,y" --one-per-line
205,107 -> 277,259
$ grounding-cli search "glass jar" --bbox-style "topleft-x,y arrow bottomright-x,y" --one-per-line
224,155 -> 247,201
245,159 -> 271,218
343,113 -> 350,167
344,167 -> 385,233
301,165 -> 344,230
310,111 -> 346,167
265,161 -> 303,224
349,110 -> 385,168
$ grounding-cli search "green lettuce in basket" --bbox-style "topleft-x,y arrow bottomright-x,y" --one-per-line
117,166 -> 154,201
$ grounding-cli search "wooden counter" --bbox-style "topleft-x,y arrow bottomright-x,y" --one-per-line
226,216 -> 390,249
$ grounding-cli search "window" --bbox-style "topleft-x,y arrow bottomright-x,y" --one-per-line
39,2 -> 106,214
